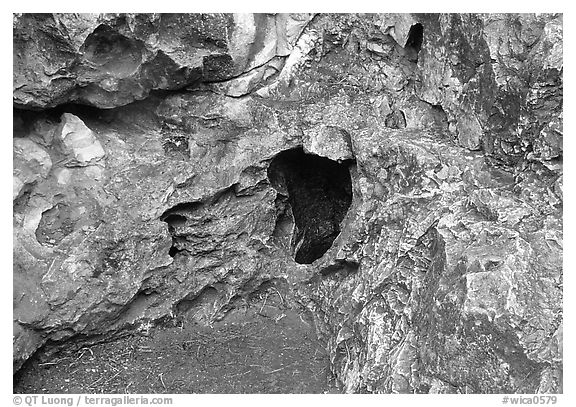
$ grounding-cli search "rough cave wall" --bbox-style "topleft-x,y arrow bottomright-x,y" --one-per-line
13,13 -> 562,393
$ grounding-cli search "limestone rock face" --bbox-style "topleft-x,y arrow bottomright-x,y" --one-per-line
13,13 -> 562,394
12,94 -> 305,371
13,13 -> 314,108
416,13 -> 563,164
306,127 -> 562,393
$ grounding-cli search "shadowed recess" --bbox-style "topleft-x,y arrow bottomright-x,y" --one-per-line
81,24 -> 143,78
405,23 -> 424,62
160,202 -> 202,257
267,147 -> 353,264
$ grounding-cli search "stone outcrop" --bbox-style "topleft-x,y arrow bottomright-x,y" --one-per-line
13,13 -> 562,393
13,13 -> 314,108
416,13 -> 563,163
54,113 -> 106,166
302,126 -> 562,393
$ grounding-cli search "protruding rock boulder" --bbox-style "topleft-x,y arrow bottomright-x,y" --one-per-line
303,125 -> 354,162
54,113 -> 105,166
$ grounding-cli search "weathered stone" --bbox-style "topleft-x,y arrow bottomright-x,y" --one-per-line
416,13 -> 562,162
303,125 -> 354,162
13,13 -> 314,108
12,13 -> 562,395
12,92 -> 304,371
13,138 -> 52,200
304,126 -> 562,393
398,96 -> 447,131
54,113 -> 106,166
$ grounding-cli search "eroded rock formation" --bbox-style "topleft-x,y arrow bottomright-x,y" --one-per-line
13,13 -> 562,393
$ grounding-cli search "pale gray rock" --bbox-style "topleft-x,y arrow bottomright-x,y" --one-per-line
417,13 -> 562,163
303,125 -> 354,162
54,113 -> 106,166
13,138 -> 52,200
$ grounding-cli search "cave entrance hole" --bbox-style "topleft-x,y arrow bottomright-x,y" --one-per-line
267,147 -> 353,264
404,23 -> 424,62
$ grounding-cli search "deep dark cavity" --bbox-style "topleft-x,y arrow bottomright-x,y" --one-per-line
405,23 -> 424,62
267,147 -> 353,264
160,202 -> 202,257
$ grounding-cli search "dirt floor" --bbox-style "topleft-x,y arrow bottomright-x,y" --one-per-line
14,289 -> 340,394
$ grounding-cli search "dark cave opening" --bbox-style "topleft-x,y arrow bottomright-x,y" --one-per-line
267,147 -> 353,265
163,213 -> 187,228
160,202 -> 201,258
405,23 -> 424,62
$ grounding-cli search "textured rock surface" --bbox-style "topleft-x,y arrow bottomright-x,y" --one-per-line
54,113 -> 106,166
416,13 -> 563,163
13,13 -> 313,108
303,125 -> 354,162
13,13 -> 562,393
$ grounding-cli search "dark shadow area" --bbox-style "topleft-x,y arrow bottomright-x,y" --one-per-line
13,103 -> 118,132
404,23 -> 424,62
267,147 -> 353,264
160,202 -> 202,257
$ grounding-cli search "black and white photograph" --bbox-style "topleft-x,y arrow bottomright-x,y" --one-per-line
10,8 -> 565,400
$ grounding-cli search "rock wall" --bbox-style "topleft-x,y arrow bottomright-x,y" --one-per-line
13,13 -> 313,108
13,13 -> 562,393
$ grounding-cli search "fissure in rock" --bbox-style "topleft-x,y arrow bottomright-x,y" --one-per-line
267,147 -> 353,264
405,23 -> 424,62
160,202 -> 202,257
